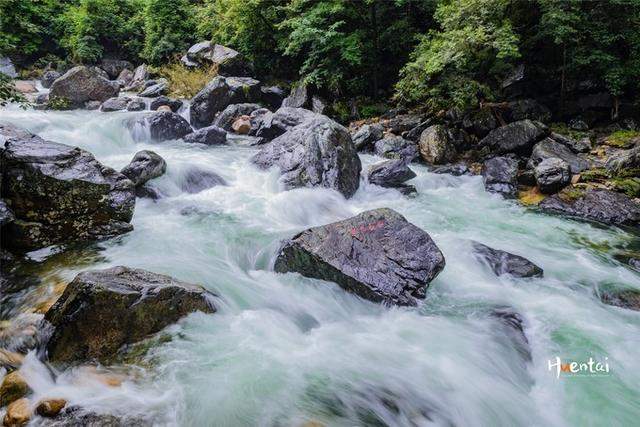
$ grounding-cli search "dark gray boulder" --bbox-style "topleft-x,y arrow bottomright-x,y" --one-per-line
489,307 -> 531,361
374,136 -> 419,162
260,85 -> 285,110
418,125 -> 456,165
252,115 -> 361,198
117,68 -> 134,87
479,120 -> 548,155
0,124 -> 135,252
120,150 -> 167,187
99,59 -> 133,79
190,76 -> 261,128
180,168 -> 227,193
352,124 -> 384,151
368,159 -> 416,188
131,112 -> 192,142
472,241 -> 543,278
539,188 -> 640,227
126,98 -> 145,111
551,132 -> 591,153
0,199 -> 14,227
138,79 -> 168,97
49,66 -> 119,107
534,158 -> 571,194
185,42 -> 252,76
100,96 -> 130,112
44,266 -> 216,364
605,146 -> 640,174
150,96 -> 182,112
183,125 -> 227,145
274,208 -> 445,306
504,99 -> 551,123
482,156 -> 519,198
212,103 -> 262,131
41,71 -> 61,89
527,138 -> 591,173
462,109 -> 497,138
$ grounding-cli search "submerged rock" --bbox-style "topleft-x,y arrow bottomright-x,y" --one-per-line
1,125 -> 135,252
479,119 -> 547,155
600,288 -> 640,311
472,241 -> 543,278
49,66 -> 119,107
368,159 -> 416,188
534,157 -> 571,194
44,266 -> 216,364
482,156 -> 519,198
374,136 -> 419,162
252,115 -> 361,198
489,307 -> 531,361
120,150 -> 167,187
430,163 -> 470,176
183,125 -> 227,145
274,208 -> 445,306
181,168 -> 227,193
190,76 -> 261,129
352,123 -> 384,151
131,111 -> 192,142
539,188 -> 640,227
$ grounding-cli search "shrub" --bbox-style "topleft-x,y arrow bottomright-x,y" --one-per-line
154,63 -> 217,99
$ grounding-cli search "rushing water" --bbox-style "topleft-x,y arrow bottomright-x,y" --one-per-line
1,103 -> 640,427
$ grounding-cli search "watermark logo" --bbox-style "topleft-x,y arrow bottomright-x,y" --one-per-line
548,357 -> 610,378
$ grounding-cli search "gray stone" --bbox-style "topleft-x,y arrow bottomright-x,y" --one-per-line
180,168 -> 227,193
130,112 -> 192,142
120,150 -> 167,186
374,136 -> 419,162
185,42 -> 251,76
189,76 -> 261,128
212,103 -> 261,131
479,120 -> 548,155
100,97 -> 130,112
260,85 -> 285,109
150,95 -> 182,112
352,124 -> 383,151
534,158 -> 571,194
482,156 -> 519,198
138,79 -> 168,97
99,59 -> 133,79
472,241 -> 543,278
183,125 -> 227,145
126,98 -> 145,111
528,138 -> 591,172
49,66 -> 119,107
0,56 -> 17,78
605,146 -> 640,174
368,159 -> 416,188
418,125 -> 456,165
41,71 -> 61,89
550,132 -> 591,153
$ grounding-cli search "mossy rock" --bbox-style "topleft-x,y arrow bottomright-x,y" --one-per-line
518,186 -> 546,205
580,168 -> 610,183
608,177 -> 640,198
557,186 -> 586,202
605,130 -> 640,149
549,122 -> 590,141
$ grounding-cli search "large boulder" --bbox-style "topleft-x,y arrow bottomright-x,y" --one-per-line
185,42 -> 252,76
550,132 -> 591,153
44,266 -> 216,364
282,84 -> 310,109
418,124 -> 456,165
534,158 -> 571,194
527,138 -> 591,173
462,110 -> 498,138
260,85 -> 285,110
252,115 -> 361,198
482,156 -> 519,198
472,241 -> 543,278
0,125 -> 135,252
352,123 -> 384,151
49,66 -> 119,107
540,188 -> 640,227
41,70 -> 62,89
212,103 -> 262,131
605,146 -> 640,174
183,125 -> 227,145
120,150 -> 166,187
0,56 -> 17,78
374,136 -> 419,162
368,159 -> 416,188
190,76 -> 261,129
479,120 -> 548,155
274,208 -> 445,306
253,107 -> 316,140
99,59 -> 133,80
130,112 -> 192,142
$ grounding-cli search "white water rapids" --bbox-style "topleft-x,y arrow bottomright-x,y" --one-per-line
1,104 -> 640,426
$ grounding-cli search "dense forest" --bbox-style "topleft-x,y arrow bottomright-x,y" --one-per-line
1,0 -> 639,120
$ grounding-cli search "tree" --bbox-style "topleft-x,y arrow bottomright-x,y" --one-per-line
143,0 -> 195,64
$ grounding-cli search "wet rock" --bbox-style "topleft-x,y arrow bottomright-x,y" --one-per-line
430,163 -> 470,176
120,150 -> 166,187
368,159 -> 416,188
418,125 -> 456,165
43,407 -> 150,427
374,136 -> 419,162
260,85 -> 285,110
252,116 -> 361,198
100,97 -> 130,112
84,100 -> 101,110
181,168 -> 227,193
149,96 -> 182,113
540,187 -> 640,227
49,66 -> 119,107
0,314 -> 41,354
126,98 -> 145,111
0,350 -> 23,371
550,132 -> 591,153
275,208 -> 445,306
185,42 -> 251,76
135,185 -> 162,200
605,146 -> 640,174
489,307 -> 531,361
41,71 -> 61,89
534,158 -> 571,194
482,156 -> 519,198
225,134 -> 265,146
3,398 -> 31,426
629,258 -> 640,272
0,371 -> 30,407
397,184 -> 418,196
0,125 -> 135,252
528,138 -> 591,173
138,79 -> 168,98
0,56 -> 17,78
231,116 -> 251,134
352,124 -> 384,151
99,59 -> 133,80
133,112 -> 192,142
479,120 -> 548,156
212,103 -> 261,131
183,125 -> 227,145
472,241 -> 543,278
35,398 -> 67,418
384,114 -> 424,135
44,266 -> 216,364
254,107 -> 315,141
600,288 -> 640,311
190,76 -> 261,129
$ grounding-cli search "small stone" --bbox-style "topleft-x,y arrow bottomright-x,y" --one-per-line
3,398 -> 31,426
231,115 -> 251,134
156,105 -> 172,113
35,398 -> 67,417
0,371 -> 29,407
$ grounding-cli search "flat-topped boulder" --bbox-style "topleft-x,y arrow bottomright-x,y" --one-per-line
184,42 -> 252,76
274,208 -> 445,306
0,124 -> 135,252
527,137 -> 591,173
45,266 -> 216,364
252,114 -> 361,198
539,187 -> 640,227
479,119 -> 548,155
190,76 -> 261,128
49,66 -> 119,107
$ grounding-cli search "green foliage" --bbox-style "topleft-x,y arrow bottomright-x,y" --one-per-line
60,0 -> 145,63
605,130 -> 640,149
154,62 -> 217,98
143,0 -> 195,64
47,96 -> 73,110
396,0 -> 519,111
609,177 -> 640,198
0,73 -> 26,106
